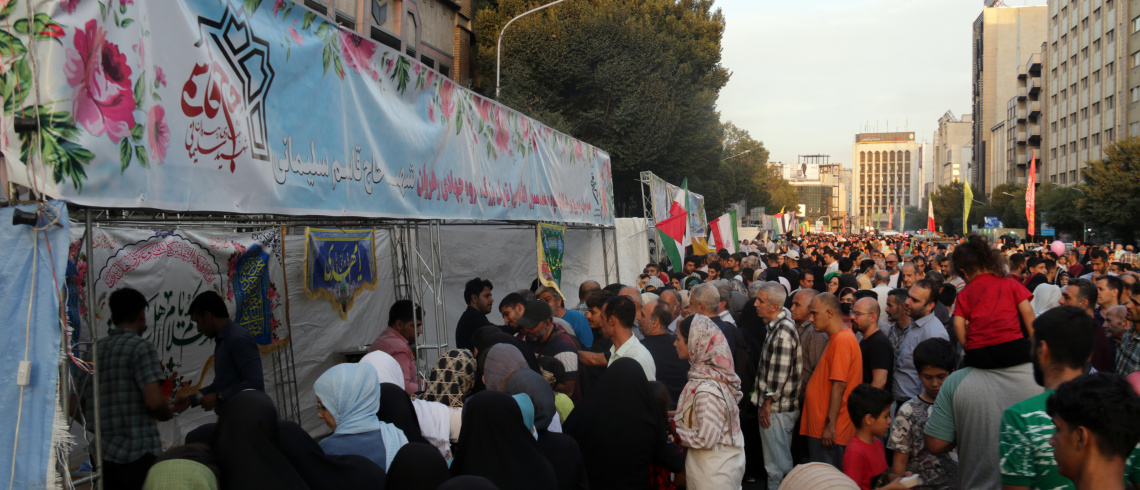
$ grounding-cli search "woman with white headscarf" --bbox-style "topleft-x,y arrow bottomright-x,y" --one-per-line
360,350 -> 405,387
673,314 -> 746,490
314,363 -> 408,470
1031,283 -> 1063,316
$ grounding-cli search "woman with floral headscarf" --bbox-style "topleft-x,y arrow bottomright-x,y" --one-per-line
673,315 -> 745,489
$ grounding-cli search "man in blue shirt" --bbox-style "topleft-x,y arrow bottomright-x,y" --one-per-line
173,291 -> 264,414
537,284 -> 593,349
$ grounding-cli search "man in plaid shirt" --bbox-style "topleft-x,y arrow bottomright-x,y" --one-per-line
83,288 -> 174,490
752,281 -> 803,489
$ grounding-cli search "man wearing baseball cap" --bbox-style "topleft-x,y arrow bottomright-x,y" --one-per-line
518,299 -> 580,400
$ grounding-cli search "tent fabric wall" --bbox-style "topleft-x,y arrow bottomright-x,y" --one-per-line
0,203 -> 68,489
616,218 -> 651,285
283,224 -> 610,436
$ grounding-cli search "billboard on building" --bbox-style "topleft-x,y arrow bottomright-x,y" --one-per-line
783,163 -> 821,182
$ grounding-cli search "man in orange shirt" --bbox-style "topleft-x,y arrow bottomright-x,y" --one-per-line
801,292 -> 864,470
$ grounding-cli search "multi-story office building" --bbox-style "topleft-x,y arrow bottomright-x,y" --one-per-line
1004,53 -> 1045,185
932,112 -> 973,188
1043,0 -> 1132,185
973,5 -> 1048,193
851,132 -> 921,231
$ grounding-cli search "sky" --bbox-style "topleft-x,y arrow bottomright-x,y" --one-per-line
716,0 -> 1047,168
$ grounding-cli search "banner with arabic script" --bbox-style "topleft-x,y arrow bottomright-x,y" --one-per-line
303,228 -> 377,320
68,226 -> 287,439
537,223 -> 565,296
1,0 -> 614,226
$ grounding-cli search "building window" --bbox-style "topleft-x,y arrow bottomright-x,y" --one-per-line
1081,108 -> 1088,120
1051,148 -> 1057,160
1107,128 -> 1115,141
1081,77 -> 1088,90
1132,122 -> 1140,136
1131,86 -> 1140,103
1093,69 -> 1100,83
1093,102 -> 1100,115
1133,16 -> 1140,33
1132,51 -> 1140,68
1107,62 -> 1115,76
1092,133 -> 1101,146
1061,116 -> 1067,128
1052,121 -> 1057,132
1081,47 -> 1088,60
1107,29 -> 1115,43
1081,137 -> 1088,150
1107,95 -> 1115,109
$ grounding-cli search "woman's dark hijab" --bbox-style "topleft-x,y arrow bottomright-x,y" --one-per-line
450,390 -> 557,490
210,391 -> 308,490
504,369 -> 556,431
385,442 -> 450,490
437,476 -> 499,490
378,382 -> 428,444
471,326 -> 541,393
205,391 -> 386,490
564,357 -> 681,489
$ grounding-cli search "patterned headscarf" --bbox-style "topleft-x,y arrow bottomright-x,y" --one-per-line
419,349 -> 476,408
674,314 -> 744,448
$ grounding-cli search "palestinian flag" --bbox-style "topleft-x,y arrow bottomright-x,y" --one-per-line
709,210 -> 739,253
656,212 -> 687,272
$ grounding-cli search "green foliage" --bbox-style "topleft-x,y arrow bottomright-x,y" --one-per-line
903,205 -> 925,231
989,182 -> 1027,229
474,0 -> 730,213
1080,136 -> 1140,242
1037,182 -> 1084,238
930,181 -> 986,237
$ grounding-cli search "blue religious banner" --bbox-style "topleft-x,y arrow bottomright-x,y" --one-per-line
233,245 -> 274,346
304,228 -> 378,320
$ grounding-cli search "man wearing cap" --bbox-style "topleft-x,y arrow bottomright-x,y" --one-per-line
537,284 -> 593,349
518,299 -> 580,399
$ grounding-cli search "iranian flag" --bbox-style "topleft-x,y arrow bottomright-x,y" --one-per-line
1027,151 -> 1036,236
668,179 -> 693,248
888,203 -> 894,229
927,194 -> 936,232
656,212 -> 687,273
709,210 -> 739,253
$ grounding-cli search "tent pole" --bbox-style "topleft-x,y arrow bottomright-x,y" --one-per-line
85,210 -> 103,490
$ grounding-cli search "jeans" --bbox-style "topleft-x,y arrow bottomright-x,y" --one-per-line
806,436 -> 846,471
101,453 -> 156,490
759,410 -> 799,490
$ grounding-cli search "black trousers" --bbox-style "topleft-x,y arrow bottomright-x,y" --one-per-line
739,399 -> 767,480
102,453 -> 156,490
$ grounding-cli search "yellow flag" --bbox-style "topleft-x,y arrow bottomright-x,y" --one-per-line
963,178 -> 973,235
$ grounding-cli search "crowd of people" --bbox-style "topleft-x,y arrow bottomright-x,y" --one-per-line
81,231 -> 1140,490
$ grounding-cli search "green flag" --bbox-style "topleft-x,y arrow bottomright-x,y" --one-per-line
963,177 -> 973,235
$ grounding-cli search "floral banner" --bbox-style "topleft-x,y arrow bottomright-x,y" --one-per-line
302,227 -> 376,321
69,227 -> 287,407
2,0 -> 614,225
537,223 -> 565,295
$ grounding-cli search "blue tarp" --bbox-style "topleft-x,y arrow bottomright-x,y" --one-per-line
0,201 -> 69,489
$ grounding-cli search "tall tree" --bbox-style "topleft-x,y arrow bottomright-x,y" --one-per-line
474,0 -> 730,214
931,181 -> 987,237
1081,136 -> 1140,242
717,121 -> 772,212
1037,182 -> 1084,239
989,182 -> 1027,229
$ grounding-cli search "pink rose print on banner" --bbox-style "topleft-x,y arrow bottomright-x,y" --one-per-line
147,105 -> 170,163
428,104 -> 435,123
64,20 -> 136,144
155,66 -> 167,87
288,25 -> 304,45
425,70 -> 436,87
476,97 -> 492,123
440,80 -> 456,119
574,141 -> 584,161
61,0 -> 81,14
273,0 -> 285,16
494,107 -> 510,154
339,31 -> 378,80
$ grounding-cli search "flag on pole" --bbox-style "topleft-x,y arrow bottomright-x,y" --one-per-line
669,178 -> 692,251
963,177 -> 973,235
655,212 -> 687,272
709,210 -> 740,253
888,202 -> 894,229
1027,151 -> 1037,236
927,194 -> 936,232
918,145 -> 923,169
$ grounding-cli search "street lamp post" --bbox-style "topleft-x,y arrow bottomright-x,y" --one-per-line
496,0 -> 574,99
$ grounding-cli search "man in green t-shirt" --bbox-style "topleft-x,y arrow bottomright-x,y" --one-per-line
999,306 -> 1140,489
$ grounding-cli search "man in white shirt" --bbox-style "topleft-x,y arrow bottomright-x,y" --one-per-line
871,270 -> 893,314
601,295 -> 656,380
